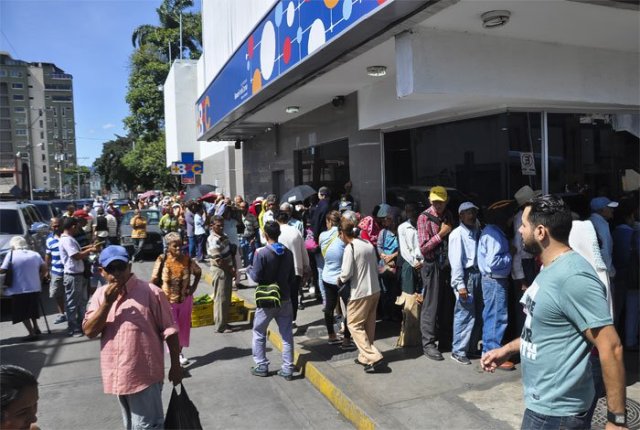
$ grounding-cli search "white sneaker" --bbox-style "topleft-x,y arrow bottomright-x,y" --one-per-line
179,353 -> 190,366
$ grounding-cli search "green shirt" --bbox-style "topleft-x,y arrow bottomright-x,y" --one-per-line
520,251 -> 612,416
159,214 -> 179,232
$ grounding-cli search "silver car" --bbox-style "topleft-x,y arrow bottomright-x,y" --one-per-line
119,209 -> 164,259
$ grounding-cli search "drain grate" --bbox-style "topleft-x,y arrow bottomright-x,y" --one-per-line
592,397 -> 640,429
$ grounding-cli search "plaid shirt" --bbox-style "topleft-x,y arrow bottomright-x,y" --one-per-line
417,206 -> 444,260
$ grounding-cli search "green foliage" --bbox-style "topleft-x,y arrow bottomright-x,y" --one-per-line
94,135 -> 136,192
122,136 -> 179,191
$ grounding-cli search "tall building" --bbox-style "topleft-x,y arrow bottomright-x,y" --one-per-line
0,52 -> 77,197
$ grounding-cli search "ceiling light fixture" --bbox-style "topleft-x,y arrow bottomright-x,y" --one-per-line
366,65 -> 387,77
285,106 -> 300,114
481,10 -> 511,29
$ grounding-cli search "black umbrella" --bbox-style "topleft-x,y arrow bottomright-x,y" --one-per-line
185,184 -> 217,202
280,185 -> 316,204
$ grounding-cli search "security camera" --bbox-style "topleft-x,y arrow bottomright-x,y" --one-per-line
331,96 -> 345,107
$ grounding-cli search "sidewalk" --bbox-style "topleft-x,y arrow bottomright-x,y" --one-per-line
209,269 -> 640,430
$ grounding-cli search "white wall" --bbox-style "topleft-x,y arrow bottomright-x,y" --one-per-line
164,60 -> 199,165
359,28 -> 640,130
201,143 -> 236,196
201,0 -> 276,85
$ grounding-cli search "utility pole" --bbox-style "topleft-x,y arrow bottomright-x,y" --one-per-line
75,157 -> 90,199
54,153 -> 64,199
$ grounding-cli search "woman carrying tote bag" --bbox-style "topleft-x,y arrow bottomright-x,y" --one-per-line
337,218 -> 384,373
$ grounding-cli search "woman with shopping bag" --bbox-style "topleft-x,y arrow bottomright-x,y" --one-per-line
337,218 -> 384,373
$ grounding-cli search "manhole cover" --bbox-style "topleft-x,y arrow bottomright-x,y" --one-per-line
592,397 -> 640,429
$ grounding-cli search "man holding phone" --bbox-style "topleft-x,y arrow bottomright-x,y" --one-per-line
83,245 -> 182,429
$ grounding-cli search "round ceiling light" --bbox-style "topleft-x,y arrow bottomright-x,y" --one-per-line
366,65 -> 387,77
285,106 -> 300,114
481,10 -> 511,29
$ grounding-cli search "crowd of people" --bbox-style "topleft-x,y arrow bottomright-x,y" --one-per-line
0,182 -> 637,429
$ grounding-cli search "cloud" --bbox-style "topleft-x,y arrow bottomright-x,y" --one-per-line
102,123 -> 115,130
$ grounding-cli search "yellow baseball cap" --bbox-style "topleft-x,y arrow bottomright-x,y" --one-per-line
429,186 -> 448,202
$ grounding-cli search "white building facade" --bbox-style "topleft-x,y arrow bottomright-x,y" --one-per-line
186,0 -> 638,212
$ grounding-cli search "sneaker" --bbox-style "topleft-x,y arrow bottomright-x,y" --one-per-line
53,314 -> 67,324
251,365 -> 269,377
179,353 -> 190,366
451,353 -> 471,365
424,347 -> 444,361
277,369 -> 293,381
73,331 -> 84,338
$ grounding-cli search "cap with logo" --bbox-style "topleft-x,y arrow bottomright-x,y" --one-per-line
429,186 -> 448,202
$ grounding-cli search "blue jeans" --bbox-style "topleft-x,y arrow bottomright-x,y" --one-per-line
521,408 -> 590,430
252,301 -> 294,373
452,270 -> 482,357
481,276 -> 509,353
117,382 -> 164,429
63,273 -> 87,335
187,236 -> 196,258
239,237 -> 255,267
314,252 -> 326,303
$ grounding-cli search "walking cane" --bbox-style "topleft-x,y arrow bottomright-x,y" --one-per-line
38,297 -> 52,334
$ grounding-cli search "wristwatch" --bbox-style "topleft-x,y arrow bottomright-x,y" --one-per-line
607,410 -> 627,426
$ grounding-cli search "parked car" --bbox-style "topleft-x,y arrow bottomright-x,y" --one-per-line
119,209 -> 163,259
28,200 -> 58,221
0,201 -> 49,261
50,199 -> 76,216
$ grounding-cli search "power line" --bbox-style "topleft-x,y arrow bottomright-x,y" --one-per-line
0,29 -> 20,58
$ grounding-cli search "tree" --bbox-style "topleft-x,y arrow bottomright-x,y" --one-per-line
94,135 -> 136,192
121,135 -> 180,191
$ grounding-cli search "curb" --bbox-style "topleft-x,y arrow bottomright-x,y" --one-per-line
202,269 -> 375,429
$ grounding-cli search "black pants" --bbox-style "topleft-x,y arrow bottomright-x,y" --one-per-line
420,261 -> 453,352
291,276 -> 301,322
323,281 -> 351,339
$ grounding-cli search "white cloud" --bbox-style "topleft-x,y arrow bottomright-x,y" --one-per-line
102,123 -> 115,130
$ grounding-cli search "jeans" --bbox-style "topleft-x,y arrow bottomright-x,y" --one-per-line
188,236 -> 196,258
625,290 -> 639,347
252,301 -> 294,373
195,234 -> 207,261
132,238 -> 145,261
117,382 -> 164,429
239,237 -> 255,268
452,270 -> 482,357
63,273 -> 87,334
314,253 -> 326,303
521,408 -> 590,430
482,276 -> 509,353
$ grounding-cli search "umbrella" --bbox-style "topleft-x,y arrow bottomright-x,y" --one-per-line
280,185 -> 316,204
198,191 -> 218,203
139,190 -> 157,200
185,184 -> 217,202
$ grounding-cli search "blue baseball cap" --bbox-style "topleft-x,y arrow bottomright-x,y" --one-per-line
99,245 -> 130,267
590,197 -> 618,212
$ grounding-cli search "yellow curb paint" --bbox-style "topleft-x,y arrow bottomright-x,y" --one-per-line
267,329 -> 375,430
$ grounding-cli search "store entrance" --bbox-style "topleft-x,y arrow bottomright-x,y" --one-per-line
294,139 -> 350,194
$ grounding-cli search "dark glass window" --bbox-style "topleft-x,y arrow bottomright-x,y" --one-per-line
294,139 -> 349,193
0,210 -> 23,234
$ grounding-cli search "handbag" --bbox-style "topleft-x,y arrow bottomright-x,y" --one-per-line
2,250 -> 13,288
337,243 -> 356,298
164,383 -> 203,430
304,228 -> 319,253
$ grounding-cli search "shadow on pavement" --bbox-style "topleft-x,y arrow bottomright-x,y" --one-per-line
185,346 -> 252,371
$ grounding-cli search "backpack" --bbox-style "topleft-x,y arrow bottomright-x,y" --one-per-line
254,246 -> 283,308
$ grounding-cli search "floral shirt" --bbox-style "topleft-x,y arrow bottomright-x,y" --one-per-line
152,254 -> 201,304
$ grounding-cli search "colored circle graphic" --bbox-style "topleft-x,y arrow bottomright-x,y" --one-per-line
260,21 -> 276,81
296,26 -> 303,44
252,69 -> 262,94
286,1 -> 295,27
324,0 -> 339,8
343,0 -> 352,20
307,19 -> 326,55
283,37 -> 292,64
275,2 -> 283,27
248,35 -> 254,59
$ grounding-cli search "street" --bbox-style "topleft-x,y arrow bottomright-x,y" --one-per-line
0,260 -> 352,430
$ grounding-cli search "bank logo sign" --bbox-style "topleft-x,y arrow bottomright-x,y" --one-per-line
197,0 -> 391,139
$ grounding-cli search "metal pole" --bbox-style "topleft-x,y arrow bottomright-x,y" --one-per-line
541,111 -> 549,194
77,168 -> 81,199
27,152 -> 33,200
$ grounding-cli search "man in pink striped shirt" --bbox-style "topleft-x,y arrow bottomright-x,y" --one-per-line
83,245 -> 182,429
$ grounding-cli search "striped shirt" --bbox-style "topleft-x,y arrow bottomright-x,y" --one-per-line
45,233 -> 64,276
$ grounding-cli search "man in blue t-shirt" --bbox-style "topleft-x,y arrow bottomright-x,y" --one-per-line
481,195 -> 627,429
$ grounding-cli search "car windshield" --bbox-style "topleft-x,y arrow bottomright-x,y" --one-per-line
122,210 -> 160,225
34,204 -> 52,220
0,209 -> 24,235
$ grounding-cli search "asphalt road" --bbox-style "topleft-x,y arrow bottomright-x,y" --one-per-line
0,259 -> 352,430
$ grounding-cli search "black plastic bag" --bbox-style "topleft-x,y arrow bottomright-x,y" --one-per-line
164,383 -> 203,430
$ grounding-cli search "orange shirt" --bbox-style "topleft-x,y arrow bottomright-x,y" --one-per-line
152,253 -> 201,304
130,215 -> 147,239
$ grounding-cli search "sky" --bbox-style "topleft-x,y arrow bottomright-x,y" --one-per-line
0,0 -> 185,166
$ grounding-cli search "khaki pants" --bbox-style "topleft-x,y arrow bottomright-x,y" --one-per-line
347,292 -> 383,365
395,292 -> 422,347
212,266 -> 233,332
